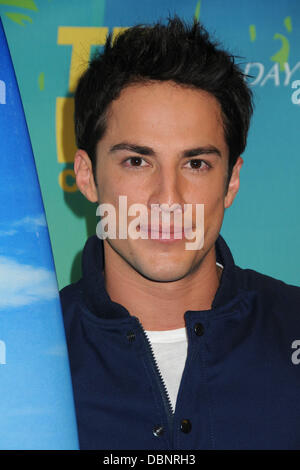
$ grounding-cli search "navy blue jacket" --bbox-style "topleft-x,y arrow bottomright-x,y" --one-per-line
60,234 -> 300,450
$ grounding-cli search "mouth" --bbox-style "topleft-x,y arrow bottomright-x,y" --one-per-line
138,224 -> 191,242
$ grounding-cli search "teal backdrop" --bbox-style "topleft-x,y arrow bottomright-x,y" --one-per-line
0,0 -> 299,288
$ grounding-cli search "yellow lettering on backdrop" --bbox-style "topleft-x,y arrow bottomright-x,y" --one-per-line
57,27 -> 108,93
59,169 -> 77,193
112,27 -> 129,42
56,26 -> 128,191
56,97 -> 76,163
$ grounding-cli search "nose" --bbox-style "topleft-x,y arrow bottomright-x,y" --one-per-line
147,166 -> 184,213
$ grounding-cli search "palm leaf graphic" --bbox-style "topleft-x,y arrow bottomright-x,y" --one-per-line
249,16 -> 293,71
194,0 -> 201,21
0,0 -> 38,25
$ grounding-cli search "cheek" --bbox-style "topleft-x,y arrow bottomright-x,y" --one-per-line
208,193 -> 225,216
97,171 -> 146,210
190,172 -> 226,207
100,170 -> 149,203
199,182 -> 226,225
96,161 -> 124,202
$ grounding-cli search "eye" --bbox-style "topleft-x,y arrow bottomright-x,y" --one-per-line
122,157 -> 149,168
184,159 -> 210,172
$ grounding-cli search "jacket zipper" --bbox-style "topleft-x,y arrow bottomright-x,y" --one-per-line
133,316 -> 174,435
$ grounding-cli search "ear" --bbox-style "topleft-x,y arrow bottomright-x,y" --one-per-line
224,156 -> 243,209
74,150 -> 98,203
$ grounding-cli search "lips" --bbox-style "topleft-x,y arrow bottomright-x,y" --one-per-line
137,224 -> 192,240
139,224 -> 184,234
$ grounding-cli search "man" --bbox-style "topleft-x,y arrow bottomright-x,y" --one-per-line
60,16 -> 300,450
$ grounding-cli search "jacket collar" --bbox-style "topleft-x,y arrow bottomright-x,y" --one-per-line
82,234 -> 239,320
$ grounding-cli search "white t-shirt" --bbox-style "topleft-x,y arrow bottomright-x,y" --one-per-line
144,262 -> 224,413
145,326 -> 188,413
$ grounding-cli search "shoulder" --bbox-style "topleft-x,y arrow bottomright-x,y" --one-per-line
235,265 -> 300,308
59,279 -> 84,308
59,280 -> 85,336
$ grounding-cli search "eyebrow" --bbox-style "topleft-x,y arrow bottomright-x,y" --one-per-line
109,142 -> 222,158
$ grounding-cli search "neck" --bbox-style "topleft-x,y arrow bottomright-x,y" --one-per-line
103,241 -> 222,331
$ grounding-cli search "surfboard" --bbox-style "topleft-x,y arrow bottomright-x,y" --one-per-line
0,18 -> 79,450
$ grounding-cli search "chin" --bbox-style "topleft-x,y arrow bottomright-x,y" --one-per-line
133,261 -> 190,283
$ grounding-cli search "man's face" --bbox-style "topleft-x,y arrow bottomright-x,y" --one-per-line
79,80 -> 242,282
